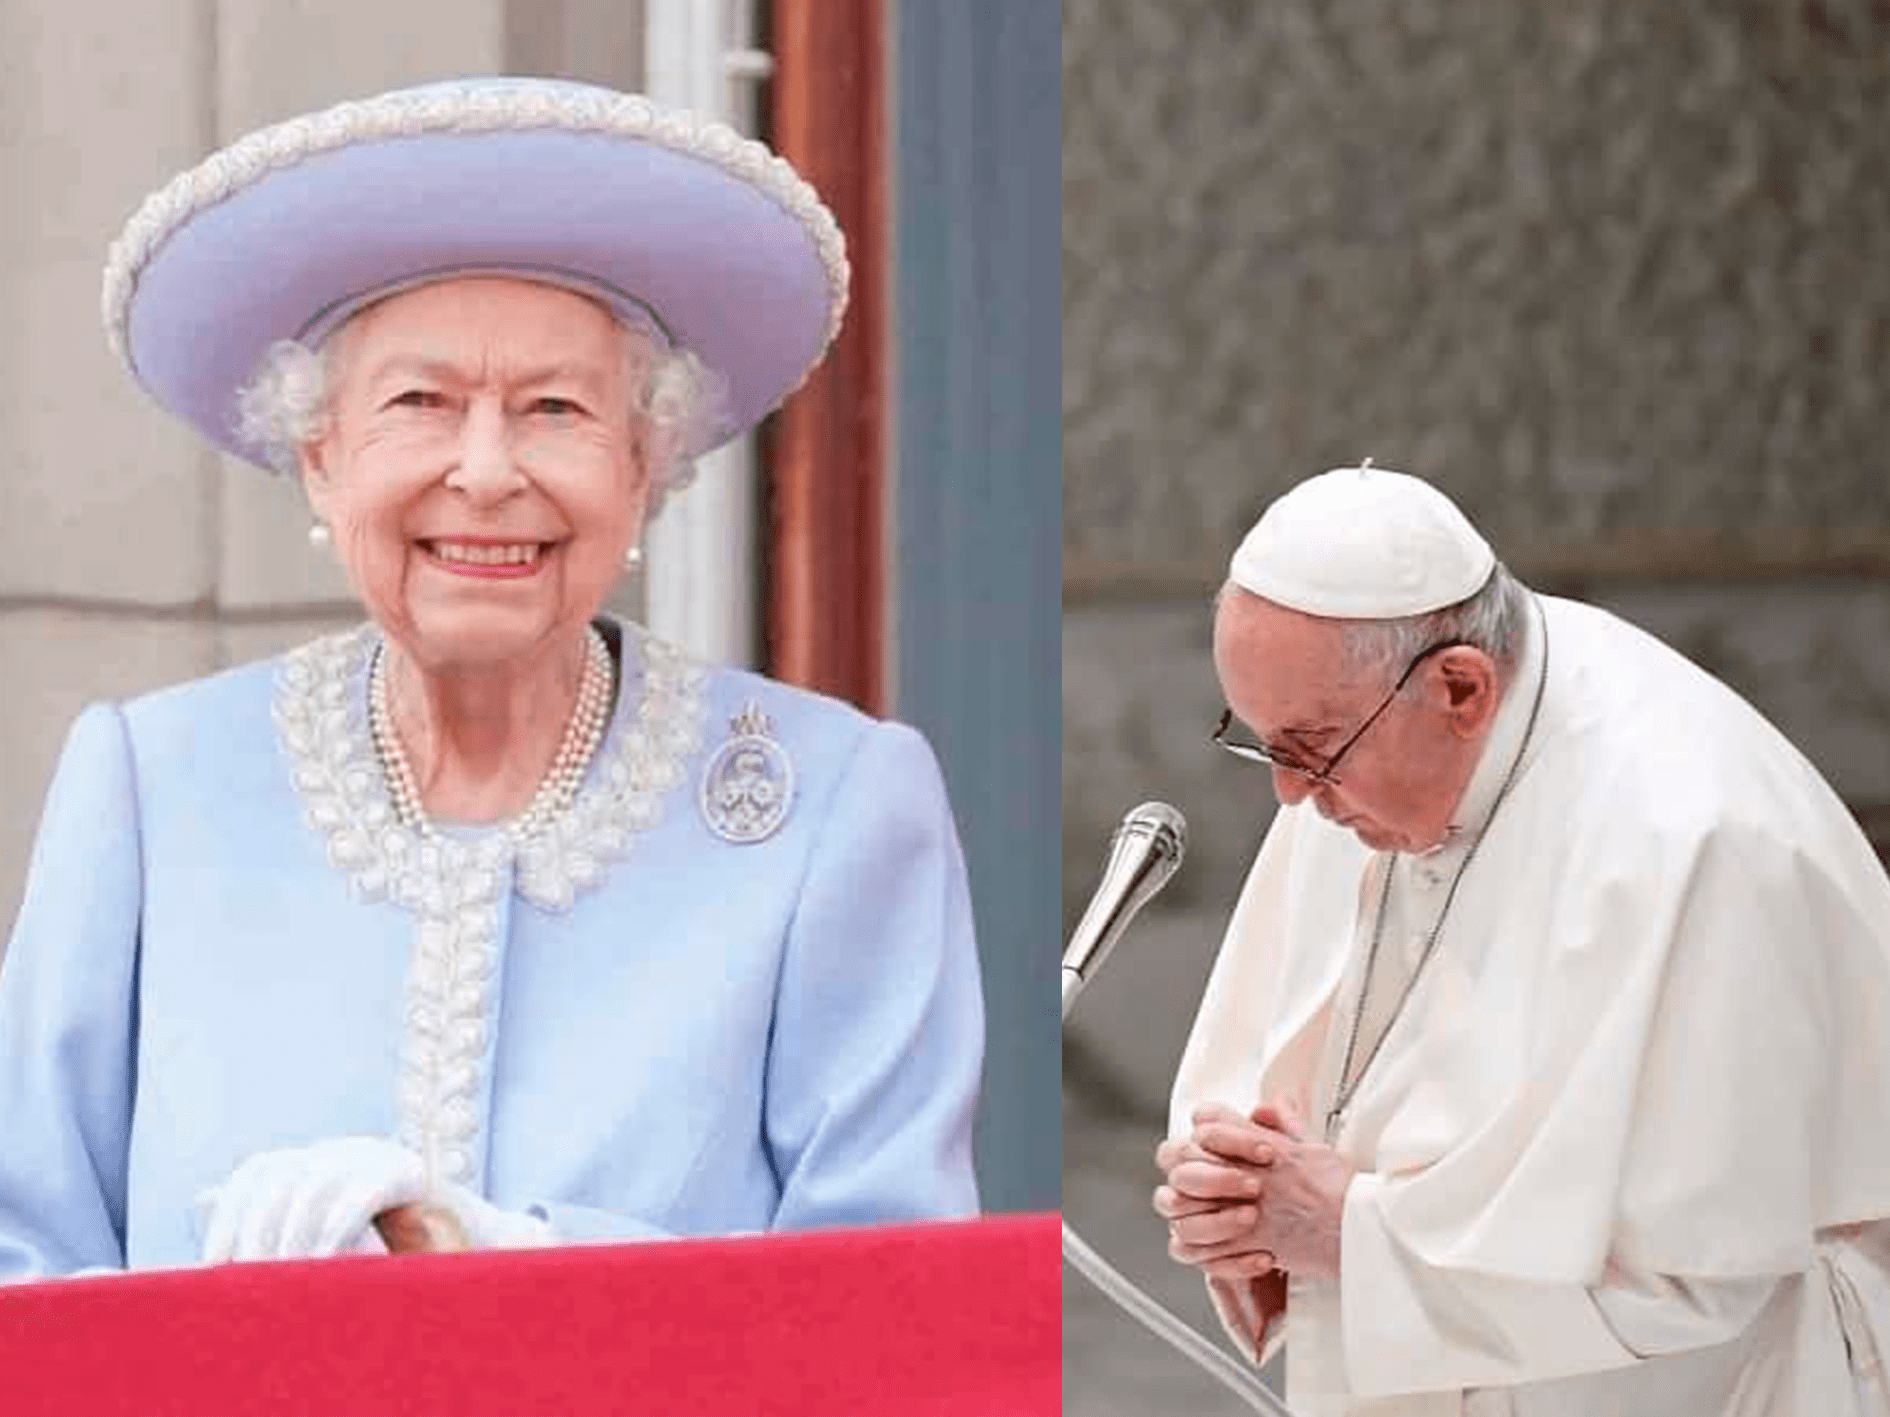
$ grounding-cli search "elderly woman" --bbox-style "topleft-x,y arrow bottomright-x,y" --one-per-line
0,78 -> 981,1273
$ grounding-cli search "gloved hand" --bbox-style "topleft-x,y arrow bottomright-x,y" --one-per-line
198,1136 -> 554,1263
198,1136 -> 425,1262
429,1179 -> 554,1251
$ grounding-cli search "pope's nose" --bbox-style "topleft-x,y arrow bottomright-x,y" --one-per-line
1271,766 -> 1317,807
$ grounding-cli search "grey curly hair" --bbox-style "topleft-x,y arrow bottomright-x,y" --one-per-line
235,315 -> 726,519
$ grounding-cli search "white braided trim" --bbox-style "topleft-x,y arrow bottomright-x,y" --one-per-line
272,617 -> 708,1189
101,84 -> 849,387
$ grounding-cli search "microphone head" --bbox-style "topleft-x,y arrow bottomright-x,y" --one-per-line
1063,800 -> 1191,999
1122,800 -> 1187,865
1114,801 -> 1187,892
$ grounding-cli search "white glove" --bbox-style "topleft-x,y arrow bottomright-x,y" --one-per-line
198,1136 -> 555,1263
198,1136 -> 425,1263
430,1180 -> 555,1250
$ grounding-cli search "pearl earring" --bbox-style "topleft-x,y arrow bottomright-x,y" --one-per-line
623,545 -> 644,571
308,522 -> 332,548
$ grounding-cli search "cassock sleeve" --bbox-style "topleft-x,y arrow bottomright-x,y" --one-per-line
1339,1173 -> 1778,1394
761,719 -> 984,1226
0,704 -> 143,1278
1334,805 -> 1890,1398
1588,1264 -> 1780,1355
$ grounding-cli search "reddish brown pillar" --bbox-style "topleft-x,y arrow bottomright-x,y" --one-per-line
766,0 -> 887,713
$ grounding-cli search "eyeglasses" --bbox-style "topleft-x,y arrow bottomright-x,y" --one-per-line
1211,640 -> 1469,787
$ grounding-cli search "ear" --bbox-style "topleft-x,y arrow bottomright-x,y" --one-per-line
626,421 -> 666,537
297,434 -> 336,524
1435,647 -> 1500,736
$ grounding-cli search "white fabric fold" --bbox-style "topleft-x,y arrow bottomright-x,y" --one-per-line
1172,596 -> 1890,1414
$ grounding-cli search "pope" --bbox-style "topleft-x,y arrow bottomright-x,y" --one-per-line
1155,464 -> 1890,1415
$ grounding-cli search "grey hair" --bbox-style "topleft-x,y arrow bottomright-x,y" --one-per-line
234,319 -> 726,520
1332,561 -> 1531,685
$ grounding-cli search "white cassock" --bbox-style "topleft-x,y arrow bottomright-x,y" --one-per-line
1173,594 -> 1890,1416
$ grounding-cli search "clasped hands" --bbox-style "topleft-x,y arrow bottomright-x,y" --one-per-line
196,1135 -> 552,1263
1153,1100 -> 1356,1283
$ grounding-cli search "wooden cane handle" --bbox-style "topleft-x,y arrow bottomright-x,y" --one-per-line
372,1202 -> 471,1254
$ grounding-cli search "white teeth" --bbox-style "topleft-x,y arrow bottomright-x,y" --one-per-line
431,541 -> 542,566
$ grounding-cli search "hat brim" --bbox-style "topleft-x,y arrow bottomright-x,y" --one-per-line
116,118 -> 841,465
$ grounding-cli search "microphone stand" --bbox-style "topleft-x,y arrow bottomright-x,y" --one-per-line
1062,805 -> 1295,1416
1063,979 -> 1294,1417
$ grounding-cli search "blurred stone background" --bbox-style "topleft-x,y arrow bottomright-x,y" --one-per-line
1063,2 -> 1890,1412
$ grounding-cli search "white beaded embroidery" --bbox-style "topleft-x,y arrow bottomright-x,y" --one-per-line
273,621 -> 707,1185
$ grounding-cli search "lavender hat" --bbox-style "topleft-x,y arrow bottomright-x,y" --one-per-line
101,77 -> 849,467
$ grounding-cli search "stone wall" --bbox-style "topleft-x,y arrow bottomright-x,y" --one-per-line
1064,3 -> 1890,1410
1066,0 -> 1890,579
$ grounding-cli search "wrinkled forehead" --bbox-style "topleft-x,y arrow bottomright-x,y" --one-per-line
1213,587 -> 1366,724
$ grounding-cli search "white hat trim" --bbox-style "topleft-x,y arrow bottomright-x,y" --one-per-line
100,84 -> 849,387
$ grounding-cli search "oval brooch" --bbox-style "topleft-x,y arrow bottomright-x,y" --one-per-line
700,700 -> 795,844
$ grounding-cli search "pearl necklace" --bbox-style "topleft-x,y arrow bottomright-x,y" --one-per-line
368,627 -> 614,844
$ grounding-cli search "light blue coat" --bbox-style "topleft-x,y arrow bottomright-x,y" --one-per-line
0,619 -> 983,1275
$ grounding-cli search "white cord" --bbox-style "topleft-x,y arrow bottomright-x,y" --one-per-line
1065,970 -> 1297,1413
1062,1220 -> 1294,1416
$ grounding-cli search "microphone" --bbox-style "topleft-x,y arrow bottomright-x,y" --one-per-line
1062,801 -> 1186,1018
1060,801 -> 1296,1414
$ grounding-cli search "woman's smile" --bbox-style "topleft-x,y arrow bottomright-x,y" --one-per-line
301,278 -> 646,666
417,536 -> 561,579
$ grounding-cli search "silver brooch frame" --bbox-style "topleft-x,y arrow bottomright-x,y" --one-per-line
699,700 -> 795,844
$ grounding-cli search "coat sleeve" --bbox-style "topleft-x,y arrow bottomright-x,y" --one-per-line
524,721 -> 983,1244
0,704 -> 144,1278
762,719 -> 984,1226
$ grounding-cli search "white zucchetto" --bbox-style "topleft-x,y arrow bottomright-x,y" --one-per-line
1228,464 -> 1496,619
